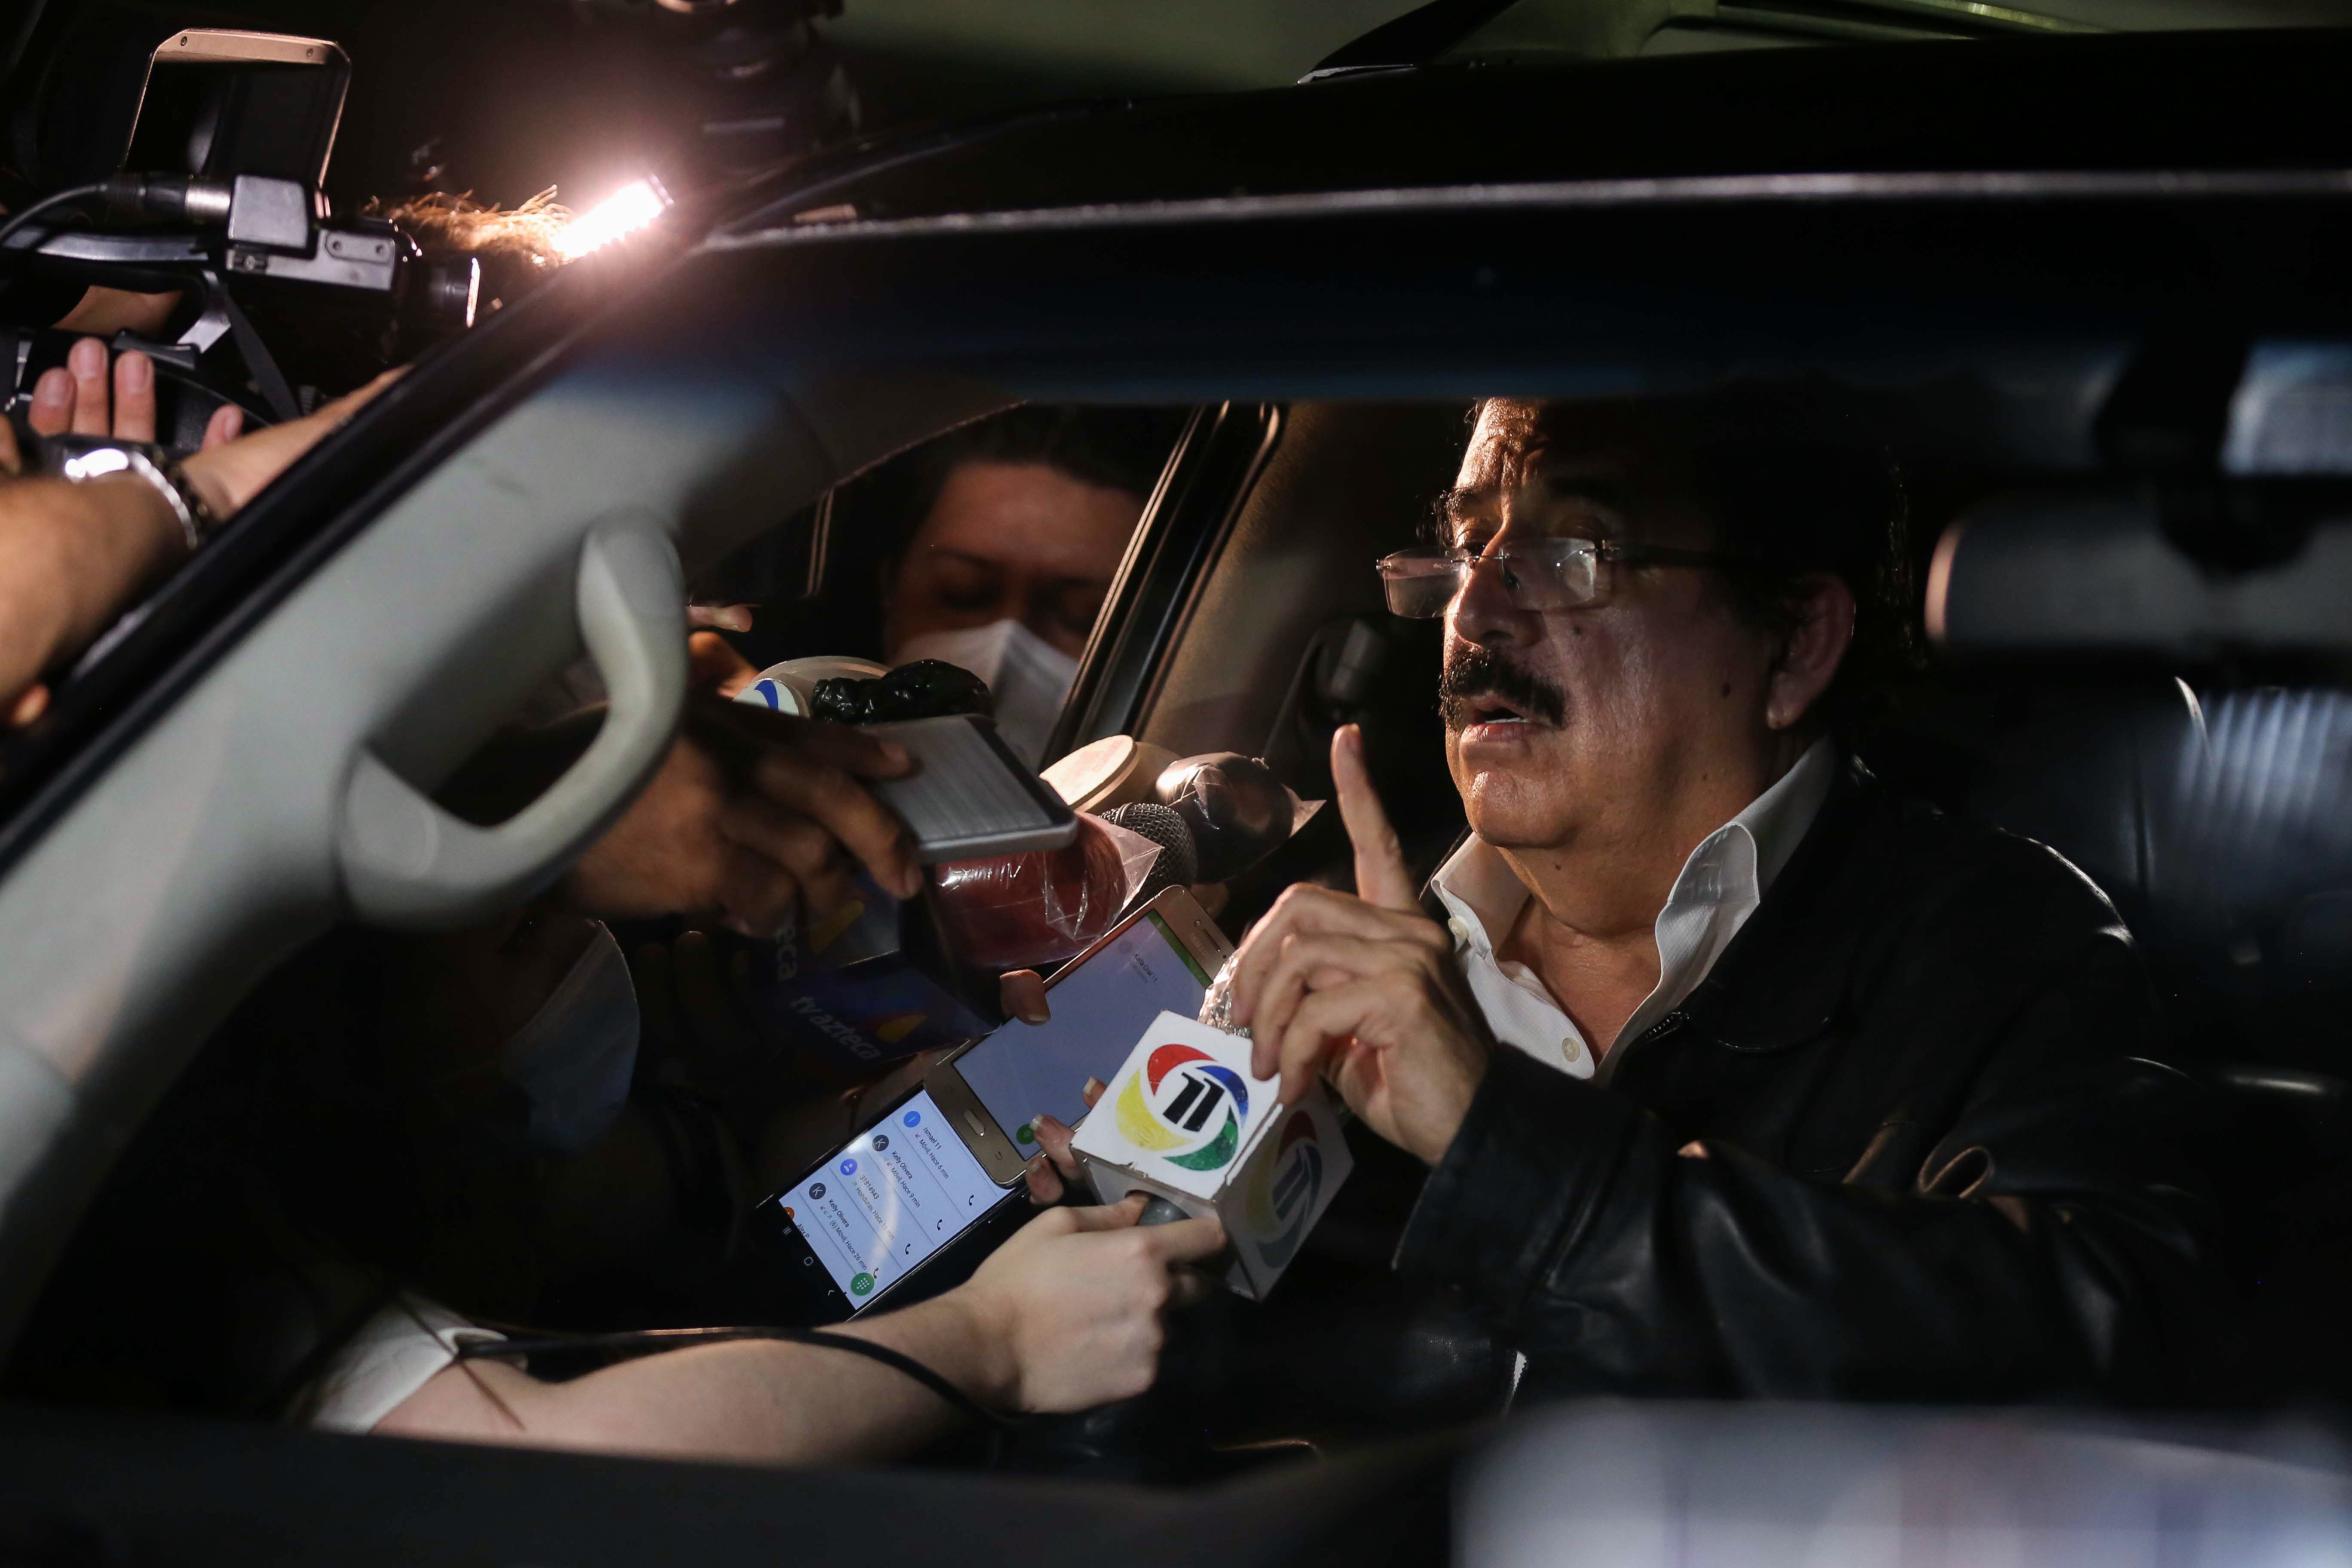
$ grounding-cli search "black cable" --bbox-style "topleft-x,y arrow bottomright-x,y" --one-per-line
458,1324 -> 1025,1429
0,174 -> 234,262
0,182 -> 104,257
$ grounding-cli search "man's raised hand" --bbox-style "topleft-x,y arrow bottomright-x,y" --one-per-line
1225,724 -> 1492,1166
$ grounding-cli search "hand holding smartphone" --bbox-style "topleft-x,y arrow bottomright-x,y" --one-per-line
756,886 -> 1232,1319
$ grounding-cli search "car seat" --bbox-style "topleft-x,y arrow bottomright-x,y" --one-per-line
1865,672 -> 2352,1404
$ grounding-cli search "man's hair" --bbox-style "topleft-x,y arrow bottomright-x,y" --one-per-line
1477,379 -> 1918,734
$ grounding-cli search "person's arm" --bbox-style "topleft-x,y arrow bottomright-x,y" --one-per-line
0,343 -> 396,725
372,1195 -> 1225,1464
438,687 -> 923,943
0,460 -> 188,725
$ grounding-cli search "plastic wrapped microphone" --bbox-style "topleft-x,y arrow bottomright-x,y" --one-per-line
1098,802 -> 1198,898
928,812 -> 1162,971
1153,753 -> 1309,883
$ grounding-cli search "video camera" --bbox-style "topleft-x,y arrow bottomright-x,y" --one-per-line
0,5 -> 479,444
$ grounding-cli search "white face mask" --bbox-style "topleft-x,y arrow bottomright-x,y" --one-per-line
496,923 -> 640,1154
895,619 -> 1080,766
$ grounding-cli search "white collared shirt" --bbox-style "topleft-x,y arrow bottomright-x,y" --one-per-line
1429,738 -> 1839,1081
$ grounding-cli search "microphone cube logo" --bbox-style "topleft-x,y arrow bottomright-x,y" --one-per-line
1075,1011 -> 1351,1301
1242,1110 -> 1326,1271
1115,1044 -> 1250,1171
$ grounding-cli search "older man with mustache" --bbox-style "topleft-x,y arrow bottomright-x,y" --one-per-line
1212,385 -> 2227,1403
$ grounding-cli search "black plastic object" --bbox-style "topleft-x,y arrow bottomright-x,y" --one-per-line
1155,753 -> 1296,883
811,659 -> 991,724
1100,801 -> 1199,896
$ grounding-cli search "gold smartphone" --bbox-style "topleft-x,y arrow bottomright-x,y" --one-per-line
757,885 -> 1233,1317
925,885 -> 1234,1185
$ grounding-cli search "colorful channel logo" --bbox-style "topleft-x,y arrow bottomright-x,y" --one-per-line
1243,1112 -> 1324,1268
1115,1043 -> 1250,1171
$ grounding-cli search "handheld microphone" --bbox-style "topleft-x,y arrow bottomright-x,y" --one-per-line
1153,753 -> 1298,883
1098,802 -> 1198,899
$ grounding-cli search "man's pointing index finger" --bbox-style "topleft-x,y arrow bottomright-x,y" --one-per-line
1334,724 -> 1418,911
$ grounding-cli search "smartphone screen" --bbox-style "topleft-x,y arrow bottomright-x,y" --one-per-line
766,902 -> 1222,1315
955,909 -> 1217,1149
780,1088 -> 1003,1306
867,715 -> 1076,861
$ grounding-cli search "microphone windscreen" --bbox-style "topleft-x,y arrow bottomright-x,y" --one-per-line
1100,801 -> 1199,896
1153,753 -> 1295,883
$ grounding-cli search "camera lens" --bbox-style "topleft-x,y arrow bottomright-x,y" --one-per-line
406,256 -> 479,336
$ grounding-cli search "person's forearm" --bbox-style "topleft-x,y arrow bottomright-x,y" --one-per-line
0,472 -> 185,698
839,1287 -> 1018,1421
389,1291 -> 1008,1466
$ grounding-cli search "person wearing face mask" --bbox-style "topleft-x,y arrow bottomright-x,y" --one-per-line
877,407 -> 1177,765
470,919 -> 642,1158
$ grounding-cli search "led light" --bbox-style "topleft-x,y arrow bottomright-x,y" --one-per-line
555,179 -> 669,261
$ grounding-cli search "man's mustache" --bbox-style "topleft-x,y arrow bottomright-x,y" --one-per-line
1439,644 -> 1567,729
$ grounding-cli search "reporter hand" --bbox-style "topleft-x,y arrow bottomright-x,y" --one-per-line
28,338 -> 243,448
1000,968 -> 1048,1026
569,697 -> 920,935
1020,1074 -> 1107,1205
1226,724 -> 1491,1166
0,356 -> 400,730
991,973 -> 1103,1205
686,626 -> 759,698
951,1194 -> 1224,1412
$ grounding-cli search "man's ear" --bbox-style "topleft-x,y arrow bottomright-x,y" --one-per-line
1765,574 -> 1856,732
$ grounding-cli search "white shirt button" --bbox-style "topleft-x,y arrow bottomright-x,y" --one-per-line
1561,1036 -> 1584,1065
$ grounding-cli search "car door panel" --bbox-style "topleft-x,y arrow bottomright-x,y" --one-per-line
0,365 -> 804,1348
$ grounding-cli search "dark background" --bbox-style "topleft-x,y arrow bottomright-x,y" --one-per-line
10,0 -> 1415,216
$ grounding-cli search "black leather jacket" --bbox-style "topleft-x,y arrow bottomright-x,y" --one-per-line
1396,760 -> 2232,1402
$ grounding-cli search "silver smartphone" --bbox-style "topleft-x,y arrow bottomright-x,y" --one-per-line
865,714 -> 1079,862
757,885 -> 1233,1317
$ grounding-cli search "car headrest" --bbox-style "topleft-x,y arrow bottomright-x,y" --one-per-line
1926,493 -> 2352,656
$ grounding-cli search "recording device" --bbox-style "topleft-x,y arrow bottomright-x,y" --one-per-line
1041,737 -> 1314,886
1072,1012 -> 1353,1302
1,16 -> 479,428
867,714 -> 1079,863
1099,801 -> 1199,893
755,886 -> 1233,1321
1153,753 -> 1303,882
